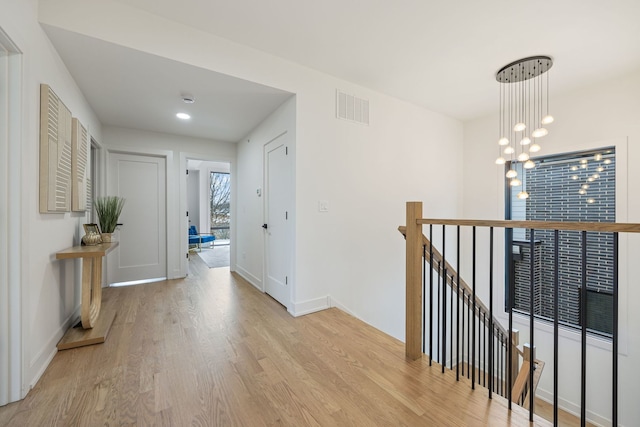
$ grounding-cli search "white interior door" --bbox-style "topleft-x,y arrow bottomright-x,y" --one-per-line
264,133 -> 292,307
186,169 -> 200,230
108,152 -> 166,284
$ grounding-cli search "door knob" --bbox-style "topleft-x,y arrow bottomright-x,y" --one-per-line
262,223 -> 268,229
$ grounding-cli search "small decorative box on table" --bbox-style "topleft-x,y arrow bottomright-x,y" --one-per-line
56,241 -> 119,350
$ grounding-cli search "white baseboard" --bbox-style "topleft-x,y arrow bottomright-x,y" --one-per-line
290,296 -> 330,317
536,388 -> 611,427
28,306 -> 80,391
235,265 -> 262,291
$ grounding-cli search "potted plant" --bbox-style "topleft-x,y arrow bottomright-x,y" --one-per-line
94,196 -> 125,242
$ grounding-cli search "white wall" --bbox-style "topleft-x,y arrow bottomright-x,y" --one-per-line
39,0 -> 464,343
101,126 -> 237,279
0,0 -> 102,400
235,96 -> 296,295
463,70 -> 640,426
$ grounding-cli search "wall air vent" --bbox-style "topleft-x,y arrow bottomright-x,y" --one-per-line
336,90 -> 369,126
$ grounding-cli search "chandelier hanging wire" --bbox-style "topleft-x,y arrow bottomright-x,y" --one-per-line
495,56 -> 554,200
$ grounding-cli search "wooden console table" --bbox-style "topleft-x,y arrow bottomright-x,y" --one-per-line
56,241 -> 118,350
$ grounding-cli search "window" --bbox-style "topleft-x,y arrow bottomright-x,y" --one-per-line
209,172 -> 230,240
506,148 -> 615,336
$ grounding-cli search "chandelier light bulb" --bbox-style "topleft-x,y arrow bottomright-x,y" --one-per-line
510,178 -> 522,187
580,159 -> 588,164
495,156 -> 506,165
495,56 -> 553,181
582,184 -> 590,190
571,175 -> 579,180
587,177 -> 594,182
578,189 -> 587,195
541,115 -> 554,125
596,166 -> 604,172
594,154 -> 603,161
592,174 -> 600,179
513,122 -> 526,132
604,159 -> 612,165
531,128 -> 548,138
581,164 -> 587,169
570,165 -> 578,171
587,198 -> 596,204
517,191 -> 529,200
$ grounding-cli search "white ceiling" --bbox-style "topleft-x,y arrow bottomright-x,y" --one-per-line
42,25 -> 293,142
44,0 -> 640,140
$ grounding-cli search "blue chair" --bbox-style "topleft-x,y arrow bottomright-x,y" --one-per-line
188,225 -> 215,251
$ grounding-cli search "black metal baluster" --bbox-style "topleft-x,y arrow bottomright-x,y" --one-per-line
554,230 -> 559,427
437,261 -> 441,365
472,226 -> 476,390
489,227 -> 494,398
507,227 -> 514,410
500,334 -> 504,396
456,226 -> 461,381
529,229 -> 535,421
442,225 -> 447,373
462,288 -> 465,378
613,232 -> 619,427
580,231 -> 587,427
429,225 -> 433,366
423,244 -> 427,355
468,293 -> 471,380
450,271 -> 453,371
483,313 -> 486,387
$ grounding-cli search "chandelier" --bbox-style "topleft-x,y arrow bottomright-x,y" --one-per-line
495,56 -> 554,200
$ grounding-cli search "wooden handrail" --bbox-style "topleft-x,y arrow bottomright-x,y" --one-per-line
398,225 -> 509,338
415,218 -> 640,233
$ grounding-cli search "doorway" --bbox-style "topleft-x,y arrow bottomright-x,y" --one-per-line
186,159 -> 232,271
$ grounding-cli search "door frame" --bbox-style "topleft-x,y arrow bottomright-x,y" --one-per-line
105,146 -> 173,282
179,152 -> 235,278
0,27 -> 23,405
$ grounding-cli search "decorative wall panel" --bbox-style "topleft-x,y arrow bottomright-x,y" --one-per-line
39,84 -> 72,213
71,117 -> 88,212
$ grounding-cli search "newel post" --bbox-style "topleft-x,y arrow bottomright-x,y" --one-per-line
406,201 -> 423,360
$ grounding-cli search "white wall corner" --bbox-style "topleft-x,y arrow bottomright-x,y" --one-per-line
235,266 -> 262,291
327,296 -> 356,317
290,296 -> 330,317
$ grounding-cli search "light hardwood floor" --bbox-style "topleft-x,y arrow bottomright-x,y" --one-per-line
1,255 -> 554,426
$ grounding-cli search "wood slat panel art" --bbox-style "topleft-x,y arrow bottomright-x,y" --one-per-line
39,84 -> 72,213
71,117 -> 88,212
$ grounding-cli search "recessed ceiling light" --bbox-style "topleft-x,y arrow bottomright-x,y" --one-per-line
176,112 -> 191,120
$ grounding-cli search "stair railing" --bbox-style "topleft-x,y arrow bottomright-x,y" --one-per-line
399,224 -> 534,403
402,201 -> 640,426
